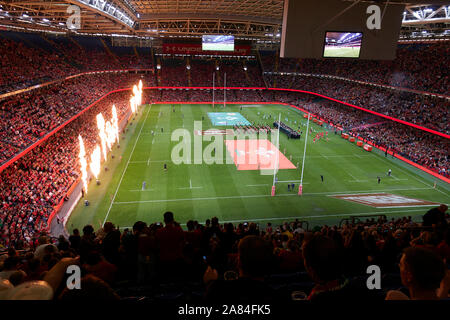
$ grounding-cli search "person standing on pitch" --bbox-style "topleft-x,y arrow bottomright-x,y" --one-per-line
164,163 -> 167,172
142,181 -> 146,190
388,169 -> 392,176
288,184 -> 291,192
377,176 -> 381,184
320,175 -> 324,183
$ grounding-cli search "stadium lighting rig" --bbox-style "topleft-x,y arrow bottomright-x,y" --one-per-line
75,0 -> 136,28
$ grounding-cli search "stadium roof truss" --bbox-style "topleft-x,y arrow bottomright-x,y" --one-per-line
0,0 -> 137,34
0,0 -> 448,40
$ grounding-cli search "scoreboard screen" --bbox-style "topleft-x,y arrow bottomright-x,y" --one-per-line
323,32 -> 363,58
202,35 -> 235,51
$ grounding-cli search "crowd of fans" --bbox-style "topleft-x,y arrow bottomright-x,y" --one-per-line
0,31 -> 153,94
0,88 -> 153,249
0,87 -> 447,252
0,32 -> 448,301
0,72 -> 152,164
266,75 -> 449,134
262,42 -> 449,95
0,208 -> 449,301
265,91 -> 449,177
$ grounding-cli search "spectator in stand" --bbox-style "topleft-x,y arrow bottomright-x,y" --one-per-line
423,204 -> 449,228
69,229 -> 81,251
386,247 -> 448,300
155,211 -> 185,278
204,235 -> 278,302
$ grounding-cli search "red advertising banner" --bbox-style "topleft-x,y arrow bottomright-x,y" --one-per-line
163,43 -> 252,56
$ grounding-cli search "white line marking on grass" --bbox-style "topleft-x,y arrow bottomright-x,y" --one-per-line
130,160 -> 171,164
344,170 -> 360,181
103,106 -> 151,226
178,186 -> 203,190
130,189 -> 154,192
111,187 -> 433,205
247,184 -> 270,187
379,205 -> 442,208
391,166 -> 449,197
324,188 -> 431,196
117,208 -> 430,229
434,187 -> 450,197
347,180 -> 369,183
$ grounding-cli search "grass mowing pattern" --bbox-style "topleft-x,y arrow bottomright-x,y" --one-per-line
67,104 -> 449,231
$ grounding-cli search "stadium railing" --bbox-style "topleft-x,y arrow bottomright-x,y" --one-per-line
338,214 -> 387,228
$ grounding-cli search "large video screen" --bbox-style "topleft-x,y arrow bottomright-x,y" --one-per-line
323,32 -> 362,58
202,35 -> 234,51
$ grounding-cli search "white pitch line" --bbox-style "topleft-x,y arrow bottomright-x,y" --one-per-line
375,155 -> 449,197
394,165 -> 449,197
112,187 -> 434,205
345,170 -> 360,181
247,184 -> 270,187
378,205 -> 440,208
347,180 -> 369,183
178,186 -> 203,190
130,160 -> 171,164
103,106 -> 151,226
130,189 -> 154,192
117,208 -> 431,229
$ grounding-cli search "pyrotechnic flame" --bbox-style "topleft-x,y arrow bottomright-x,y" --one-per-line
90,145 -> 101,179
105,120 -> 114,150
78,135 -> 88,194
112,105 -> 119,143
130,96 -> 136,113
130,81 -> 143,114
97,113 -> 107,161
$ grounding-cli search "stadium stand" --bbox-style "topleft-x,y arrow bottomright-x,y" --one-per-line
0,210 -> 449,301
0,29 -> 448,302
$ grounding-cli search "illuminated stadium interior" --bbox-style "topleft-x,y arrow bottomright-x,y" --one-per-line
0,0 -> 449,307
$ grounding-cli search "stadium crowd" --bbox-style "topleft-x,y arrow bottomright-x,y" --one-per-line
266,91 -> 449,177
262,42 -> 449,95
266,75 -> 449,134
0,32 -> 153,94
0,208 -> 449,301
0,72 -> 151,164
0,89 -> 152,249
0,31 -> 449,300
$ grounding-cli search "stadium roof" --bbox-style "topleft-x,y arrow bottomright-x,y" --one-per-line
0,0 -> 448,42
